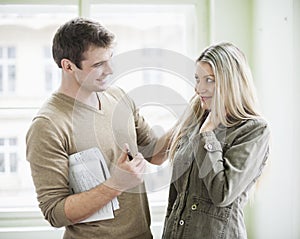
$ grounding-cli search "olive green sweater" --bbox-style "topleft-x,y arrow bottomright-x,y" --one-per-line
26,86 -> 154,239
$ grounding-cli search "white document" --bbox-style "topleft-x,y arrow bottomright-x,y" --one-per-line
69,147 -> 119,223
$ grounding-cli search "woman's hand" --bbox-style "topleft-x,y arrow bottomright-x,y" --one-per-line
199,112 -> 220,133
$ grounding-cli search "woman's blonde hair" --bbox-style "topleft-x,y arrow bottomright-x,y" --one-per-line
169,42 -> 260,159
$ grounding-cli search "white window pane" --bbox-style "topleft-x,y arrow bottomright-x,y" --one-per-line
0,66 -> 2,92
8,65 -> 16,92
0,4 -> 77,209
0,109 -> 39,207
0,4 -> 77,100
90,4 -> 196,212
43,46 -> 60,93
0,153 -> 4,172
9,152 -> 18,172
7,47 -> 16,59
91,4 -> 196,55
9,137 -> 17,146
0,3 -> 198,219
43,46 -> 52,59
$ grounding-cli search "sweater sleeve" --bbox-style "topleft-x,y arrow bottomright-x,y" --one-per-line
109,86 -> 158,160
26,116 -> 73,227
190,119 -> 270,207
133,105 -> 158,160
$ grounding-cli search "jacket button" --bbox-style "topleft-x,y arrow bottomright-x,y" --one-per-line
179,219 -> 184,226
191,204 -> 197,210
207,143 -> 213,150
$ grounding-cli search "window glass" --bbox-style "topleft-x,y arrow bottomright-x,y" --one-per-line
0,47 -> 16,94
91,4 -> 196,55
0,3 -> 196,211
91,3 -> 196,119
7,47 -> 16,59
0,66 -> 2,92
8,65 -> 16,92
9,152 -> 18,172
0,4 -> 77,99
0,153 -> 4,172
91,4 -> 196,205
43,45 -> 52,59
9,137 -> 17,146
0,138 -> 18,174
44,46 -> 60,92
0,4 -> 77,209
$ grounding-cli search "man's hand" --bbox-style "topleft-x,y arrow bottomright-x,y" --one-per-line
105,144 -> 146,192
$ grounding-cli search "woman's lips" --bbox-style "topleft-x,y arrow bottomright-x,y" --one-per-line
200,96 -> 212,101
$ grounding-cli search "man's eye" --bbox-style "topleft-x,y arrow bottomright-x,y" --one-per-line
94,63 -> 104,68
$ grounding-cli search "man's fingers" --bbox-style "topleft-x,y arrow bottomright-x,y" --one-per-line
130,153 -> 145,166
118,144 -> 129,163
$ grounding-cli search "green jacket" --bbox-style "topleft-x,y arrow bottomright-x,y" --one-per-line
162,118 -> 270,239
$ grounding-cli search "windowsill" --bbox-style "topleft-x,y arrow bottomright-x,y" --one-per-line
0,207 -> 49,227
0,207 -> 64,238
0,200 -> 167,238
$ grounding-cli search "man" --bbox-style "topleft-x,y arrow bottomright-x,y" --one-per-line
26,17 -> 162,239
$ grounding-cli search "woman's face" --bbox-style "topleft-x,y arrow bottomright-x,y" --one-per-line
194,61 -> 216,110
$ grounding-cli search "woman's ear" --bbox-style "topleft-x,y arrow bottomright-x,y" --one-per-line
61,59 -> 73,72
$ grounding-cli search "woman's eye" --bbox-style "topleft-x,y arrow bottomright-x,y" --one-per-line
206,78 -> 215,83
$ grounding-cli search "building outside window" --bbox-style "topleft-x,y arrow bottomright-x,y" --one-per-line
0,3 -> 78,206
0,46 -> 16,94
0,137 -> 18,174
44,46 -> 60,93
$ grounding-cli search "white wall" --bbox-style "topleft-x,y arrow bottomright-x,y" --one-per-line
211,0 -> 300,238
252,0 -> 300,238
212,0 -> 253,62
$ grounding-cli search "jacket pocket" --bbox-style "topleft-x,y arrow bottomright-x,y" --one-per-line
184,196 -> 232,239
194,196 -> 231,220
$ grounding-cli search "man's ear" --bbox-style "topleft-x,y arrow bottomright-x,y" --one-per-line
61,59 -> 73,71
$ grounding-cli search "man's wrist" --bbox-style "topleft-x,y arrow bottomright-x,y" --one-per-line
102,179 -> 123,196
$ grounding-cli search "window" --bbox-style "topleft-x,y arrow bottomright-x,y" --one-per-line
90,3 -> 197,203
0,46 -> 16,94
0,4 -> 78,209
0,65 -> 2,91
44,46 -> 60,92
0,138 -> 18,174
90,3 -> 196,127
0,2 -> 197,207
0,2 -> 202,238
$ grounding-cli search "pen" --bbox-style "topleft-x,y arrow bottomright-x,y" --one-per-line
127,149 -> 133,161
99,160 -> 107,180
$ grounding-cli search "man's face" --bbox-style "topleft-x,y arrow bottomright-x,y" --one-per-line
73,46 -> 113,93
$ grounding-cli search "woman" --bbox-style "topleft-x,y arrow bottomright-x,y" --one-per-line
162,42 -> 270,239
